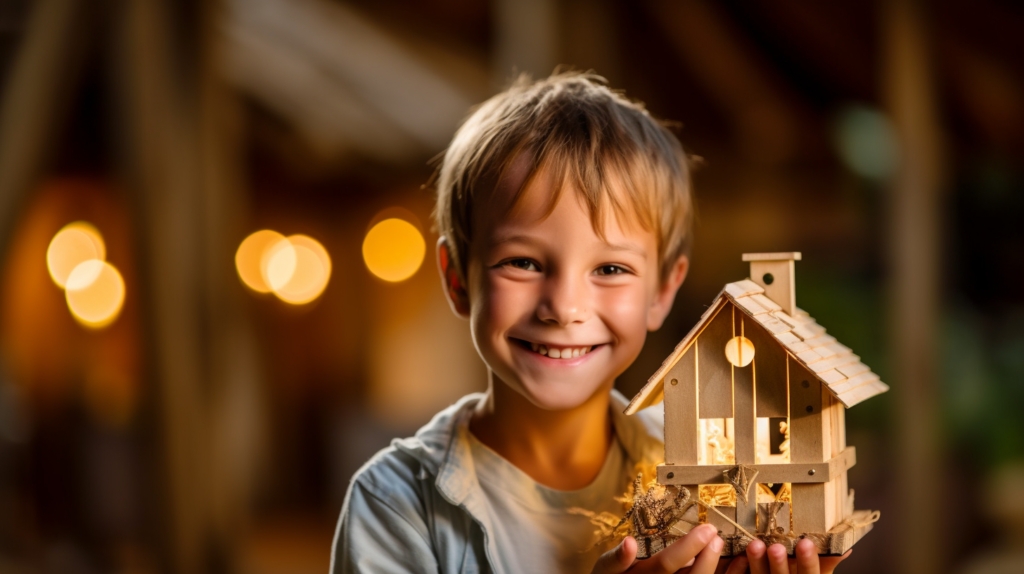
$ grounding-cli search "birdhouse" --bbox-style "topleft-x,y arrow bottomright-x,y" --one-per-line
625,252 -> 886,557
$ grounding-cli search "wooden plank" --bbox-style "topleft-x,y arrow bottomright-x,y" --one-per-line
817,369 -> 846,385
756,315 -> 792,335
758,502 -> 790,535
797,349 -> 823,363
698,304 -> 734,419
836,380 -> 889,407
827,509 -> 876,554
835,361 -> 870,378
789,358 -> 829,464
783,339 -> 811,353
803,334 -> 838,349
747,320 -> 787,417
829,372 -> 880,395
792,481 -> 837,534
773,311 -> 802,329
750,293 -> 782,312
734,314 -> 757,532
727,279 -> 764,297
664,346 -> 698,465
775,331 -> 801,345
659,447 -> 855,485
807,354 -> 860,374
709,505 -> 737,536
734,294 -> 769,315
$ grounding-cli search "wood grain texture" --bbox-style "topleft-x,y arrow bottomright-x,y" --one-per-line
698,304 -> 734,419
733,314 -> 758,532
746,320 -> 788,417
664,347 -> 698,465
789,358 -> 829,464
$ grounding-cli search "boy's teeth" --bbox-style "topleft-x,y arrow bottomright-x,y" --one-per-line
530,344 -> 595,359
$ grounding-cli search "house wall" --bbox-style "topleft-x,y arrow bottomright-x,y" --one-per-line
661,301 -> 854,536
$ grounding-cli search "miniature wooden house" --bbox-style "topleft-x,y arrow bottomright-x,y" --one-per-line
625,252 -> 887,556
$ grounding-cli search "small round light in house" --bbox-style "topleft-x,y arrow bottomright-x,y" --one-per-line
46,221 -> 106,288
65,260 -> 125,328
724,336 -> 755,367
235,230 -> 286,293
362,218 -> 425,282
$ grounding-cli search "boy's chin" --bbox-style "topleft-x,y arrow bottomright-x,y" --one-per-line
514,379 -> 610,412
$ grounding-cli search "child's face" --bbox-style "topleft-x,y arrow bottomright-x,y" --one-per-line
442,166 -> 687,411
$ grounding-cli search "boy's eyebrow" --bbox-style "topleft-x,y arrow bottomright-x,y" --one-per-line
603,241 -> 648,258
494,234 -> 647,258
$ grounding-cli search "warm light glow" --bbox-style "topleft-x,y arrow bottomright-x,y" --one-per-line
65,260 -> 125,328
235,230 -> 285,293
724,336 -> 755,367
47,221 -> 106,288
268,235 -> 331,304
362,218 -> 425,282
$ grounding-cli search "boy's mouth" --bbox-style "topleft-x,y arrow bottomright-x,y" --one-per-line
511,338 -> 601,359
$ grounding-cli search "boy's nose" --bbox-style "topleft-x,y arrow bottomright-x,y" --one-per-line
536,274 -> 591,326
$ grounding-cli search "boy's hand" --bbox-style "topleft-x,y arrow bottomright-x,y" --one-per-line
591,524 -> 749,574
744,538 -> 851,574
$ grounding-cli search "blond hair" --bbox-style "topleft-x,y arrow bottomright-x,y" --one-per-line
432,71 -> 694,281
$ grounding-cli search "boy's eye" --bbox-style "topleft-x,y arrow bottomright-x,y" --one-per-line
595,264 -> 628,276
503,258 -> 539,272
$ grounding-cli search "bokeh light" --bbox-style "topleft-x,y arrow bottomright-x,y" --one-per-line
236,231 -> 331,304
362,218 -> 426,282
272,235 -> 331,304
46,221 -> 106,288
724,335 -> 755,368
65,260 -> 126,328
235,229 -> 286,293
833,104 -> 898,181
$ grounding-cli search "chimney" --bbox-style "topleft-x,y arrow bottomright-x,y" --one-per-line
742,252 -> 801,316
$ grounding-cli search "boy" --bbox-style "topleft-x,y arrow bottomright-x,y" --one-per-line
332,73 -> 849,573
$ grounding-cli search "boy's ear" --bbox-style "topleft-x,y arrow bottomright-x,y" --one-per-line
647,255 -> 689,331
437,237 -> 470,318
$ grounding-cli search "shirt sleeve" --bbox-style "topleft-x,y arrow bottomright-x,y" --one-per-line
330,477 -> 440,574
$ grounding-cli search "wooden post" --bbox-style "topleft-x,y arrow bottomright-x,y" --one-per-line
663,346 -> 699,536
698,305 -> 734,419
788,358 -> 835,536
883,1 -> 943,572
733,314 -> 757,534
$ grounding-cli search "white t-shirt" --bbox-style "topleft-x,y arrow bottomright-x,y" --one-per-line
467,431 -> 633,573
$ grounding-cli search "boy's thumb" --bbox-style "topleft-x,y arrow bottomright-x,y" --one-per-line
591,537 -> 636,574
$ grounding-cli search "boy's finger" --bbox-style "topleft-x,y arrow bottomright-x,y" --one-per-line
687,535 -> 725,574
766,543 -> 790,574
745,539 -> 769,574
590,536 -> 636,574
646,524 -> 718,572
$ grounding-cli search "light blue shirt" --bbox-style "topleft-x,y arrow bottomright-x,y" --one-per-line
330,389 -> 665,573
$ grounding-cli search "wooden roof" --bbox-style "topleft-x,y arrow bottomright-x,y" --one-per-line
625,279 -> 889,414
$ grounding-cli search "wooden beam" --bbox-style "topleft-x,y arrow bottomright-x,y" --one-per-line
664,347 -> 698,465
658,447 -> 855,485
697,304 -> 734,419
733,314 -> 757,532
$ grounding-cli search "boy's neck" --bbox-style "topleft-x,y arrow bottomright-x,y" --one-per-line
468,374 -> 614,491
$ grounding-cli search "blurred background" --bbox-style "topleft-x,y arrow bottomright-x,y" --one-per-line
0,0 -> 1021,573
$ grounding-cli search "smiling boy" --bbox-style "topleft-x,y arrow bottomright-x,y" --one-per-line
331,73 -> 847,574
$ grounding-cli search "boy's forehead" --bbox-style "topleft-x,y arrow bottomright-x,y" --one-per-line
472,163 -> 652,254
